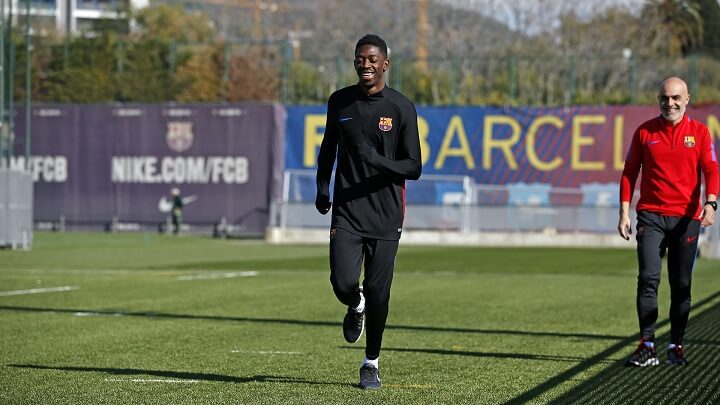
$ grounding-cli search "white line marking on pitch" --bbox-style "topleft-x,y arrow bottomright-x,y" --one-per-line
231,350 -> 303,355
176,271 -> 259,281
0,286 -> 79,297
104,378 -> 199,383
73,312 -> 125,317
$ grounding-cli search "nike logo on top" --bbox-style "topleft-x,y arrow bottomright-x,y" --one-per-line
339,117 -> 353,122
158,195 -> 198,213
648,140 -> 660,145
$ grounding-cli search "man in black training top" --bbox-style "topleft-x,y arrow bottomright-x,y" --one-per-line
171,187 -> 183,235
315,34 -> 421,389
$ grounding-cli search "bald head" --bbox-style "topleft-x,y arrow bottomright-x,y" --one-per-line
659,77 -> 688,94
658,76 -> 690,125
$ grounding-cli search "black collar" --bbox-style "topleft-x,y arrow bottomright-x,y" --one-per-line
357,84 -> 386,100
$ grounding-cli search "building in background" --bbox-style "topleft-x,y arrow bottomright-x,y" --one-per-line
14,0 -> 148,35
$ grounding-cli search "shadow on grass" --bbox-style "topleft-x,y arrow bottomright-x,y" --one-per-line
7,364 -> 340,386
506,289 -> 720,404
0,305 -> 625,341
352,346 -> 610,364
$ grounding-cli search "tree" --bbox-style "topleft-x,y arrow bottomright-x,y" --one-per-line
641,0 -> 703,56
174,45 -> 224,102
39,35 -> 118,102
698,0 -> 720,58
131,4 -> 215,43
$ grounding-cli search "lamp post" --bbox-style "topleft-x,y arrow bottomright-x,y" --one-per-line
25,0 -> 32,169
623,48 -> 636,104
7,0 -> 13,166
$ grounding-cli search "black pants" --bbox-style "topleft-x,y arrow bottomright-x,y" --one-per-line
635,211 -> 699,345
171,209 -> 182,234
329,227 -> 398,360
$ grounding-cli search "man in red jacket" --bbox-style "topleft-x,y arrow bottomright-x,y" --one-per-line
619,76 -> 718,367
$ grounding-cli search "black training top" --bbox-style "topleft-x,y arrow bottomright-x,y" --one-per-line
316,84 -> 422,240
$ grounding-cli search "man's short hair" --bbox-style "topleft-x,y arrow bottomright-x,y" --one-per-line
356,34 -> 388,58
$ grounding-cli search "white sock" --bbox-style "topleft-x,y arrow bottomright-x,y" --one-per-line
362,357 -> 379,369
354,289 -> 365,313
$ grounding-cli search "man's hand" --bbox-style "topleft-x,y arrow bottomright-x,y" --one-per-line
618,203 -> 632,240
357,143 -> 378,165
700,204 -> 716,227
315,195 -> 331,215
618,215 -> 632,240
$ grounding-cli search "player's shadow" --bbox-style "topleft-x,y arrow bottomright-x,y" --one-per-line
345,346 -> 610,364
7,364 -> 339,386
544,298 -> 720,404
506,290 -> 720,404
0,304 -> 626,341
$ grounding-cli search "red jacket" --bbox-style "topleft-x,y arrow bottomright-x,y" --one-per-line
620,114 -> 719,220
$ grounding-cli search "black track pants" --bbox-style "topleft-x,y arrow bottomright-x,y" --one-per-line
635,211 -> 699,344
329,227 -> 398,359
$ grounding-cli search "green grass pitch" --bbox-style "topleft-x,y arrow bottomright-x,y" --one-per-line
1,232 -> 719,404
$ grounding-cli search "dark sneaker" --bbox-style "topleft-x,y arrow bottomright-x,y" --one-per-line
343,308 -> 364,343
624,341 -> 659,367
667,345 -> 689,366
358,364 -> 381,389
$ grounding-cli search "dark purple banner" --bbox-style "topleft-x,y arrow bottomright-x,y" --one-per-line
10,104 -> 286,234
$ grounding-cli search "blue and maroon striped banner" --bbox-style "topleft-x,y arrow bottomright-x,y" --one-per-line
286,105 -> 720,187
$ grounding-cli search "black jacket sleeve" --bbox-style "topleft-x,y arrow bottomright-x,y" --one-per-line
316,96 -> 339,203
364,102 -> 422,180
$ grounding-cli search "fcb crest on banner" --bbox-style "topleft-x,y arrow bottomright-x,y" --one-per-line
684,136 -> 695,147
167,122 -> 194,152
378,117 -> 393,132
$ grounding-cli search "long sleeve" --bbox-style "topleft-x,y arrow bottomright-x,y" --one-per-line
620,128 -> 642,203
700,127 -> 719,197
316,97 -> 338,202
366,103 -> 422,180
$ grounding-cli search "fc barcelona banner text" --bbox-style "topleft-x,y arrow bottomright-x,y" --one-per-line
286,105 -> 720,187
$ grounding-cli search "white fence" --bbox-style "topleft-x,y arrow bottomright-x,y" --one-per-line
267,170 -> 637,247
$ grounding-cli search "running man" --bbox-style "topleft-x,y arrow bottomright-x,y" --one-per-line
619,76 -> 718,367
315,34 -> 422,389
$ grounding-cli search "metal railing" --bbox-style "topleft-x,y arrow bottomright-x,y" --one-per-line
270,170 -> 624,235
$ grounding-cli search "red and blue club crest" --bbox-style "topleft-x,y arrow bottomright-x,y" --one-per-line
166,121 -> 194,152
378,117 -> 393,132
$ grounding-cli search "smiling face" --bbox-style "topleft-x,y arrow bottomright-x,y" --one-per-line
658,77 -> 690,125
354,44 -> 389,94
